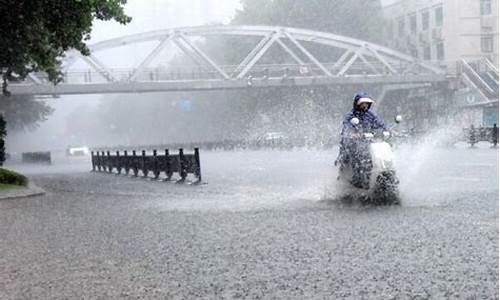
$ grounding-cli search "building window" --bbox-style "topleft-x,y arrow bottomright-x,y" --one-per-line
481,35 -> 494,52
398,18 -> 405,36
481,0 -> 492,15
435,6 -> 443,26
409,14 -> 417,33
436,42 -> 444,60
482,26 -> 493,33
421,10 -> 430,30
386,21 -> 394,39
423,46 -> 431,60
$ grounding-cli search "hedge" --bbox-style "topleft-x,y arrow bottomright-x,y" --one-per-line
0,168 -> 28,186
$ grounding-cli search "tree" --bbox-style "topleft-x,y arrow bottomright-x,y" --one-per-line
232,0 -> 385,43
198,0 -> 385,67
0,114 -> 5,165
0,95 -> 54,131
0,0 -> 131,95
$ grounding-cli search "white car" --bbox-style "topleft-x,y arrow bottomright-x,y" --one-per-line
67,146 -> 90,156
262,132 -> 287,141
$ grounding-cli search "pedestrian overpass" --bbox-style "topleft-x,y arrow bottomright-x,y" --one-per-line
8,25 -> 446,96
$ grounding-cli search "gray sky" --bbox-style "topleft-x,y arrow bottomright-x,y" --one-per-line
90,0 -> 241,43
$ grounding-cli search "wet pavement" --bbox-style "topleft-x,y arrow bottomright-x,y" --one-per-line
0,144 -> 498,299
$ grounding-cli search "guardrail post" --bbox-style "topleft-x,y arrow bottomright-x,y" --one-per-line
493,123 -> 499,148
132,150 -> 138,177
178,148 -> 187,183
165,149 -> 172,180
101,151 -> 106,172
153,150 -> 160,179
124,150 -> 129,175
194,147 -> 202,183
96,151 -> 101,171
142,150 -> 148,178
91,151 -> 96,171
469,125 -> 477,148
116,151 -> 121,174
106,151 -> 112,172
99,151 -> 106,172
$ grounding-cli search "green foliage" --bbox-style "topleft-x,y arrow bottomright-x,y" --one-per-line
0,183 -> 24,191
0,95 -> 54,131
0,168 -> 28,186
233,0 -> 385,43
194,0 -> 386,76
174,0 -> 386,68
0,0 -> 131,95
0,115 -> 5,165
0,114 -> 6,139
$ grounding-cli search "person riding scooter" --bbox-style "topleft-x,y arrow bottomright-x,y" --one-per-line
336,92 -> 389,189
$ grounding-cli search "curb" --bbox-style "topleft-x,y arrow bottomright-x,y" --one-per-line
0,182 -> 46,200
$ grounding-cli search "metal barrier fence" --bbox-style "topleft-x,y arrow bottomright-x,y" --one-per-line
21,151 -> 52,164
389,125 -> 499,148
465,124 -> 499,147
91,148 -> 201,183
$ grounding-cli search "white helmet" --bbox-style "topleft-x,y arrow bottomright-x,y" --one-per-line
356,97 -> 374,105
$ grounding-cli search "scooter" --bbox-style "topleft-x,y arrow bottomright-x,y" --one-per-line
335,116 -> 402,205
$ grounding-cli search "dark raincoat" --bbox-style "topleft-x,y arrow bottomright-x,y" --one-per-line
337,98 -> 388,172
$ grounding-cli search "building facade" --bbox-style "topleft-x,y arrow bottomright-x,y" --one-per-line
383,0 -> 498,68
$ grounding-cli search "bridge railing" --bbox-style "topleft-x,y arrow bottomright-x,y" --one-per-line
91,148 -> 201,183
56,60 -> 427,84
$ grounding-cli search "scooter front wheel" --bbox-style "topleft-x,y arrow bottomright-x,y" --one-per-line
372,171 -> 400,205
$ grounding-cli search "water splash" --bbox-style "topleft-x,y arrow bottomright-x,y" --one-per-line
394,125 -> 477,206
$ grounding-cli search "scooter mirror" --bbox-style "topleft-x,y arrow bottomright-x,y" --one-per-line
395,115 -> 403,123
350,117 -> 360,126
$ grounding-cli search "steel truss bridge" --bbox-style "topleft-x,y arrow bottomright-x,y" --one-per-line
9,25 -> 446,96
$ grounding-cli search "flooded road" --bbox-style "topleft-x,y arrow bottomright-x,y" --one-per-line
1,145 -> 498,299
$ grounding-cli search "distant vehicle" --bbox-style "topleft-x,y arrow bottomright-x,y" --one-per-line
262,131 -> 288,141
66,146 -> 90,156
256,131 -> 291,149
